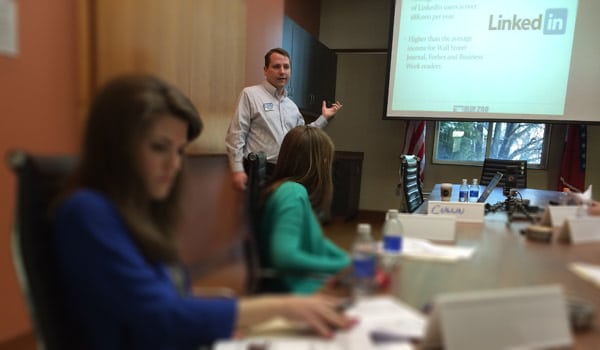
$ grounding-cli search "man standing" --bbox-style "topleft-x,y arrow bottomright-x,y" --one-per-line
225,48 -> 342,191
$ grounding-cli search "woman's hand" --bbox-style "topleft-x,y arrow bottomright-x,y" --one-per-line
237,294 -> 358,338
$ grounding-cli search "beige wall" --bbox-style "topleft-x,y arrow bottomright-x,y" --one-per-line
320,0 -> 600,210
326,53 -> 407,210
320,0 -> 391,49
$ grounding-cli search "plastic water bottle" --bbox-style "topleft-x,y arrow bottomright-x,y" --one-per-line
559,187 -> 570,206
382,209 -> 403,268
470,178 -> 480,202
352,223 -> 377,297
577,202 -> 589,217
459,178 -> 469,202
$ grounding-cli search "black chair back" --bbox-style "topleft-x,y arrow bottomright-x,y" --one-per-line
480,158 -> 527,188
8,150 -> 83,349
399,154 -> 424,213
243,151 -> 270,293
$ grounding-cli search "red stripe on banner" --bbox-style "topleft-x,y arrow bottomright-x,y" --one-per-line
558,124 -> 586,191
403,120 -> 426,182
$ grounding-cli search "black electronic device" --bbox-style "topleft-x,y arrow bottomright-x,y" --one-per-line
485,169 -> 535,224
503,165 -> 519,196
477,171 -> 503,203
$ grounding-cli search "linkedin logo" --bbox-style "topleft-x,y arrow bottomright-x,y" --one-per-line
543,8 -> 568,35
488,8 -> 569,35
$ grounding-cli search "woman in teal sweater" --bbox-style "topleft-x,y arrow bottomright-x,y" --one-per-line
259,126 -> 350,294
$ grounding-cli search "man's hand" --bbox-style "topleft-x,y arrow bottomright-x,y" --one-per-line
322,100 -> 343,120
232,171 -> 248,191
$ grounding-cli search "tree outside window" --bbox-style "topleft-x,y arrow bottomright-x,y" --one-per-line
434,121 -> 548,166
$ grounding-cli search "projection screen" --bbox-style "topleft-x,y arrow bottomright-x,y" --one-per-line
385,0 -> 600,123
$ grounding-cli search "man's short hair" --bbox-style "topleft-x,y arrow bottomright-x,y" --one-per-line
264,48 -> 291,68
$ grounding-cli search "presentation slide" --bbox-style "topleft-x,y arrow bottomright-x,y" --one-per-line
385,0 -> 599,122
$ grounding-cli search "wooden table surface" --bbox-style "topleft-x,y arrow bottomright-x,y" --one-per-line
392,185 -> 600,349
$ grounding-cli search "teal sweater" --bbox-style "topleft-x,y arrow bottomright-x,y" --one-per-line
258,181 -> 350,294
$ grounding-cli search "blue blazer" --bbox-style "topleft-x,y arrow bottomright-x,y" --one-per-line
54,189 -> 236,349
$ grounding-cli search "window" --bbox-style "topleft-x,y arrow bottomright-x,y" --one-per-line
433,121 -> 549,168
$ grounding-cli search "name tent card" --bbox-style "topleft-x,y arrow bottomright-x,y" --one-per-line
540,205 -> 579,227
397,213 -> 456,242
422,285 -> 572,350
427,201 -> 484,223
559,217 -> 600,244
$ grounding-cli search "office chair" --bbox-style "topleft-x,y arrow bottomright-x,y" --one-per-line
7,150 -> 83,349
398,154 -> 424,213
243,151 -> 285,293
480,158 -> 527,188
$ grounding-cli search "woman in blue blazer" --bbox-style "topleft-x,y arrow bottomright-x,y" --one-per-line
54,75 -> 354,349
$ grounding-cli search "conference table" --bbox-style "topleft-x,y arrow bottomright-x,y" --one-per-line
393,185 -> 600,348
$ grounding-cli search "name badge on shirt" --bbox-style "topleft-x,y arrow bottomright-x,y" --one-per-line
263,103 -> 274,111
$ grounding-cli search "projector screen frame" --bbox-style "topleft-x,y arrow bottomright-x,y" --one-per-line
383,0 -> 599,125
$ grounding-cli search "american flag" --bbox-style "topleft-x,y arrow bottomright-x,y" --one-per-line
403,120 -> 426,182
558,124 -> 586,191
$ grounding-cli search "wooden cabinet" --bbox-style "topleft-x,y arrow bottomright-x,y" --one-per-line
331,151 -> 364,220
283,16 -> 337,117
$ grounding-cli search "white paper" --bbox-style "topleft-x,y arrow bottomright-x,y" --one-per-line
214,338 -> 414,350
568,185 -> 593,205
0,0 -> 18,56
379,237 -> 475,262
214,296 -> 423,350
214,337 -> 349,350
570,262 -> 600,289
345,296 -> 427,340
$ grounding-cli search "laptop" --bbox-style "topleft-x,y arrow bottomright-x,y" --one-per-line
476,171 -> 503,203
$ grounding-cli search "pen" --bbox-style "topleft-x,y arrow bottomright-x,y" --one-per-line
334,298 -> 355,312
246,340 -> 270,350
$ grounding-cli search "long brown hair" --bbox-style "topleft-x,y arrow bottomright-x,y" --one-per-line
265,126 -> 334,212
67,74 -> 202,263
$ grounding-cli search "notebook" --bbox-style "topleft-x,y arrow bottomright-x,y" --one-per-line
476,171 -> 503,203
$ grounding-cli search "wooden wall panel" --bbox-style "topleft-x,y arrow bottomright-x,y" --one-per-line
93,0 -> 246,153
188,0 -> 246,153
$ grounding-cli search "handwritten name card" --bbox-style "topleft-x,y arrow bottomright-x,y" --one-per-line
427,201 -> 485,223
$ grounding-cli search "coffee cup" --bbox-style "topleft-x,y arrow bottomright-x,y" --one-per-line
441,183 -> 453,201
